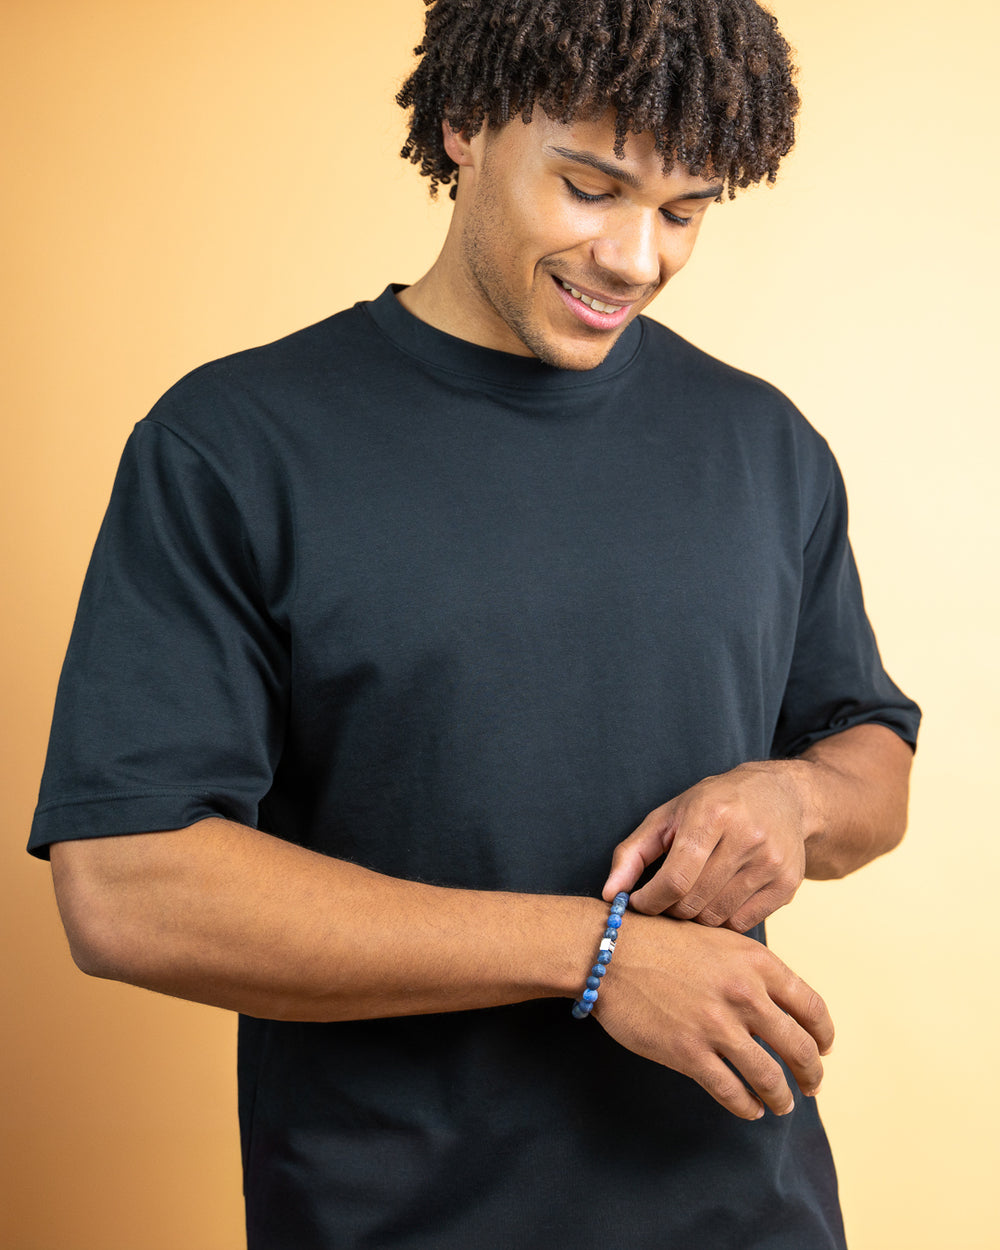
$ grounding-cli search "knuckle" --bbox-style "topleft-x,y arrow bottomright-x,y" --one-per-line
759,845 -> 783,872
701,1066 -> 744,1103
745,825 -> 768,850
755,1064 -> 784,1095
671,895 -> 705,918
674,1032 -> 703,1065
697,1006 -> 727,1039
802,987 -> 828,1025
747,944 -> 776,974
790,1035 -> 819,1069
664,866 -> 697,896
724,979 -> 758,1011
705,801 -> 730,826
672,828 -> 704,856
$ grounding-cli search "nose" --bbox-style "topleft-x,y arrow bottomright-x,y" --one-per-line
591,209 -> 661,290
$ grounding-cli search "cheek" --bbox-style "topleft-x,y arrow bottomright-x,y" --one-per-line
517,189 -> 590,268
666,225 -> 705,275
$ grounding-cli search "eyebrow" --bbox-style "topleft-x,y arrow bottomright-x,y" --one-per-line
545,145 -> 724,200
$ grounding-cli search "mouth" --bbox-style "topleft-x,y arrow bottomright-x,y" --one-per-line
553,276 -> 636,330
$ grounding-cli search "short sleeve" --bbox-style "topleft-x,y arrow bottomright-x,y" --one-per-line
771,455 -> 920,758
28,420 -> 290,858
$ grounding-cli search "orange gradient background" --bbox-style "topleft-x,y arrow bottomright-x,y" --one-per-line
3,2 -> 997,1247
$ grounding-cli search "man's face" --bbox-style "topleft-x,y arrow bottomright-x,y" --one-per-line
446,110 -> 723,371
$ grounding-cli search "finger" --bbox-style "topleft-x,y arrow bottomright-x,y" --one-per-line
751,1005 -> 826,1100
723,875 -> 800,932
694,860 -> 798,929
668,844 -> 760,924
768,969 -> 835,1057
601,842 -> 649,901
629,826 -> 720,914
601,813 -> 676,900
724,1038 -> 798,1116
689,1054 -> 766,1121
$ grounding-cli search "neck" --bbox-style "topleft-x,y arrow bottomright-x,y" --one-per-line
396,219 -> 534,357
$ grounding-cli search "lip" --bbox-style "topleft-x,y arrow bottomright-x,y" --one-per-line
552,276 -> 635,330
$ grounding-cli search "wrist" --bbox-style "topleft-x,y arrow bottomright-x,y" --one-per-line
778,756 -> 825,849
735,756 -> 823,851
522,893 -> 611,1000
570,892 -> 630,1018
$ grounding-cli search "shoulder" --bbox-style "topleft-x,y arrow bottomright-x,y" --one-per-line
637,316 -> 805,418
150,301 -> 373,429
127,297 -> 402,495
638,314 -> 832,449
634,315 -> 839,516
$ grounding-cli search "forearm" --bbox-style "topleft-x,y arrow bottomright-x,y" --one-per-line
792,722 -> 914,879
50,818 -> 838,1120
50,819 -> 603,1021
604,721 -> 914,929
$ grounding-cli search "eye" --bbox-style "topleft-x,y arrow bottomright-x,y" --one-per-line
565,175 -> 696,226
564,178 -> 608,204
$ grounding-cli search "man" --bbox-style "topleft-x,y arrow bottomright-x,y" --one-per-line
30,1 -> 919,1246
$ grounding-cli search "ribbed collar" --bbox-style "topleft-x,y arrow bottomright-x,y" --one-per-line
362,284 -> 644,392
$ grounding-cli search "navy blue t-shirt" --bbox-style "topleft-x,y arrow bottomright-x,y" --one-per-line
31,287 -> 919,1248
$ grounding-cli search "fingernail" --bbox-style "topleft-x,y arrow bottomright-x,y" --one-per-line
751,1105 -> 765,1120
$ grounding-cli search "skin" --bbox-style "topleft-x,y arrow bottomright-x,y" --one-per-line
48,110 -> 915,1123
53,816 -> 834,1121
52,723 -> 908,1122
399,110 -> 722,370
605,725 -> 914,931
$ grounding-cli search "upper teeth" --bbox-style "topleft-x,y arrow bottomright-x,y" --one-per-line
561,281 -> 623,314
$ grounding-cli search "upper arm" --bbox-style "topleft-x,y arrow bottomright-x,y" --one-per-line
772,454 -> 920,760
29,417 -> 288,863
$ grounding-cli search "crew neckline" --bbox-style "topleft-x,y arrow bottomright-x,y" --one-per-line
362,284 -> 643,391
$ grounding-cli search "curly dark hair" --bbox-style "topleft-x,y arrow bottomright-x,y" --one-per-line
397,0 -> 799,199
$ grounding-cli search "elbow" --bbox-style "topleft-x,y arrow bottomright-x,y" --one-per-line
885,808 -> 909,857
876,778 -> 912,863
50,840 -> 142,983
879,811 -> 911,870
61,907 -> 123,981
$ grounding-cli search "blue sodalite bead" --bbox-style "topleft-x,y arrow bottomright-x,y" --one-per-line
571,893 -> 629,1020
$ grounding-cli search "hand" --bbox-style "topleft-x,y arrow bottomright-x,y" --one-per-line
603,762 -> 810,931
593,913 -> 834,1119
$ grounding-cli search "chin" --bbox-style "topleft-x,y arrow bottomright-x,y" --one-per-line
533,339 -> 620,371
520,324 -> 625,371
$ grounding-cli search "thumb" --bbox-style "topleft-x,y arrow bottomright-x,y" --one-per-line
601,842 -> 647,902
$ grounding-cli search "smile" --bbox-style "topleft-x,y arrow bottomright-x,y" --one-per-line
553,277 -> 635,331
558,280 -> 626,314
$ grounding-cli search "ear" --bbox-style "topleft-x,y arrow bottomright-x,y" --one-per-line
442,120 -> 477,169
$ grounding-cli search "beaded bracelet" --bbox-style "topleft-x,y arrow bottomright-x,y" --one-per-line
571,891 -> 629,1019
